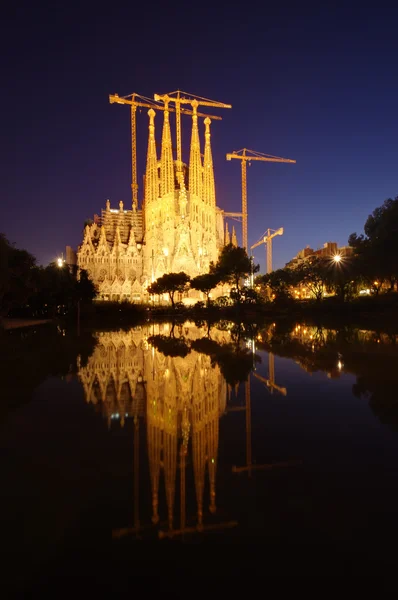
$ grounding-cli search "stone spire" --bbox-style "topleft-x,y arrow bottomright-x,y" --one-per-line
145,109 -> 158,206
225,222 -> 230,245
231,225 -> 238,247
203,117 -> 215,206
160,98 -> 174,197
189,100 -> 203,200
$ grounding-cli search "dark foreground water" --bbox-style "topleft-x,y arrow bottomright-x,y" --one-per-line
2,320 -> 398,589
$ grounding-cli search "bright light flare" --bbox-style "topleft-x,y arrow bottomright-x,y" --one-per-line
333,254 -> 342,263
57,257 -> 64,268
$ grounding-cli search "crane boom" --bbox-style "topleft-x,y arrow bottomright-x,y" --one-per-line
227,154 -> 295,164
226,148 -> 295,251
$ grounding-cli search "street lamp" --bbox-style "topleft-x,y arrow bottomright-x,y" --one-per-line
57,257 -> 64,268
333,254 -> 342,263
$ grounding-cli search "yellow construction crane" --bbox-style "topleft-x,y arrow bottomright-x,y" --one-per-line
226,149 -> 296,251
251,227 -> 284,274
109,92 -> 222,209
154,90 -> 231,182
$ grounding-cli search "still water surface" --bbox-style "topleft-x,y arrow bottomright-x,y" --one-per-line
2,320 -> 398,584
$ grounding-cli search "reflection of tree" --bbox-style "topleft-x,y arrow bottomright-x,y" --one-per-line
351,356 -> 398,431
192,337 -> 258,387
0,325 -> 96,422
147,334 -> 190,358
257,321 -> 398,430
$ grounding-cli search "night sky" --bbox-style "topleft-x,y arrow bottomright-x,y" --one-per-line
3,2 -> 398,272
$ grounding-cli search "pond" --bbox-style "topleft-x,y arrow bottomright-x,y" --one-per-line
2,320 -> 398,588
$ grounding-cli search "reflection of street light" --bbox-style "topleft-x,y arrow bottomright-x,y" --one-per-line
333,254 -> 342,263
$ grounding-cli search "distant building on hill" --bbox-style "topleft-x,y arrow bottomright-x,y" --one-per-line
286,241 -> 353,268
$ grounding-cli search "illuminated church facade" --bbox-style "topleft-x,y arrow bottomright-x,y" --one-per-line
77,104 -> 237,303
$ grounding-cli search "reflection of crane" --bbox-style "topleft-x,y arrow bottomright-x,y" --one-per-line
232,375 -> 297,475
109,92 -> 223,209
253,353 -> 287,396
154,90 -> 231,182
251,227 -> 284,274
226,149 -> 296,251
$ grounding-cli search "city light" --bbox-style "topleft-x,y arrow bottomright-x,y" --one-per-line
333,254 -> 342,263
57,257 -> 64,268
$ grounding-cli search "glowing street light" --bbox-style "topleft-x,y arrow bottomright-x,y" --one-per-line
57,257 -> 64,268
333,254 -> 342,263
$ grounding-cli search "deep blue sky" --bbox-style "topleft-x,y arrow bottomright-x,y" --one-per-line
2,1 -> 397,272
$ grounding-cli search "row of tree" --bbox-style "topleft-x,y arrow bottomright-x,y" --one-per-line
258,196 -> 398,303
147,244 -> 259,308
0,234 -> 96,318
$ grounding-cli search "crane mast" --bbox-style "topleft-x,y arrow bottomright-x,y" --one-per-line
226,149 -> 295,252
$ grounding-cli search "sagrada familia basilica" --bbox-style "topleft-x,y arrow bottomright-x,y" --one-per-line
77,95 -> 237,303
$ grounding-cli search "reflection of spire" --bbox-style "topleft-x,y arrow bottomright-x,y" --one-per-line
147,401 -> 161,524
163,403 -> 177,531
192,401 -> 206,529
203,117 -> 215,206
160,99 -> 174,197
145,109 -> 158,206
189,100 -> 203,200
207,401 -> 219,515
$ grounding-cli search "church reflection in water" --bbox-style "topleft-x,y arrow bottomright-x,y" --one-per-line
78,323 -> 241,538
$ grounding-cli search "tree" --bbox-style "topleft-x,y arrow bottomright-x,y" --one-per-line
257,268 -> 296,302
191,272 -> 220,307
323,258 -> 358,302
349,196 -> 398,290
0,235 -> 37,316
147,272 -> 190,309
296,257 -> 329,302
211,244 -> 259,305
76,269 -> 97,304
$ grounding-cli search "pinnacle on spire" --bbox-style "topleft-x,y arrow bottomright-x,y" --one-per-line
225,222 -> 230,245
160,98 -> 174,197
231,225 -> 238,247
127,227 -> 136,247
145,109 -> 158,206
203,117 -> 215,206
189,100 -> 203,200
114,225 -> 122,246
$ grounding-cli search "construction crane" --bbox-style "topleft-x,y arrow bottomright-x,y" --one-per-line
251,227 -> 284,274
226,149 -> 296,252
109,92 -> 222,210
154,90 -> 231,182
